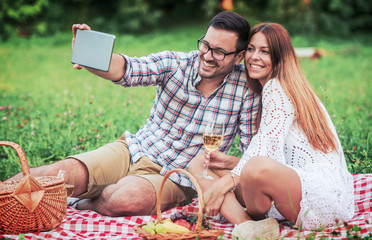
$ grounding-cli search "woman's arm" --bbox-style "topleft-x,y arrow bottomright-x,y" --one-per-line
203,172 -> 240,216
232,79 -> 295,176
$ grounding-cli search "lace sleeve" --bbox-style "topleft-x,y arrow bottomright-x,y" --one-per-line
232,79 -> 295,176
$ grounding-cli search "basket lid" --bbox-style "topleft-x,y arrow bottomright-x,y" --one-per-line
0,141 -> 65,196
0,176 -> 64,195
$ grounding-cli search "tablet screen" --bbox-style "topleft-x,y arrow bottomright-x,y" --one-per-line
71,29 -> 116,72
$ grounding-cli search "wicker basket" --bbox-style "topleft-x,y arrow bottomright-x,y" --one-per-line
134,168 -> 224,240
0,141 -> 67,234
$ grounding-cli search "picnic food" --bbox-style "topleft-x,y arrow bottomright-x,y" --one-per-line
174,219 -> 191,230
162,219 -> 191,233
142,219 -> 190,234
170,210 -> 212,230
135,169 -> 224,240
141,213 -> 212,235
141,210 -> 214,235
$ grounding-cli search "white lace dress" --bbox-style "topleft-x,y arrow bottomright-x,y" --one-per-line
231,78 -> 354,230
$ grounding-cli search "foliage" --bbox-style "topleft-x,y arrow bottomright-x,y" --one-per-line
67,0 -> 164,34
0,0 -> 49,39
311,0 -> 372,35
0,0 -> 168,39
1,0 -> 371,40
233,0 -> 372,36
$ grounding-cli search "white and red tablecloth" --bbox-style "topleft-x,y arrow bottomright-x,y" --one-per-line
1,174 -> 371,239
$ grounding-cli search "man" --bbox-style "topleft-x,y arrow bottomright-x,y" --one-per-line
9,11 -> 259,217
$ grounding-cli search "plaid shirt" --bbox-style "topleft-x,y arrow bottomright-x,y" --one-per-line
113,50 -> 260,187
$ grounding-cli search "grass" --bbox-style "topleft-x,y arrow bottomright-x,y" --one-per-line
0,25 -> 371,181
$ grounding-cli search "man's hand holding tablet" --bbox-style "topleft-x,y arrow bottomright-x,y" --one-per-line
71,24 -> 115,72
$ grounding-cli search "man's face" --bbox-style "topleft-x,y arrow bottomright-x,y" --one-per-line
198,27 -> 241,82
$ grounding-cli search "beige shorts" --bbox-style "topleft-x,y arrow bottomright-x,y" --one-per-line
68,136 -> 196,214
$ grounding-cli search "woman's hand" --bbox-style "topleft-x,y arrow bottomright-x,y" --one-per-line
203,180 -> 226,216
71,23 -> 91,70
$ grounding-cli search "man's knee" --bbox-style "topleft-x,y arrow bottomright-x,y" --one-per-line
99,176 -> 156,216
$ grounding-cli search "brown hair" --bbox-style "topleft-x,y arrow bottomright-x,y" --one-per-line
208,11 -> 251,52
246,23 -> 337,153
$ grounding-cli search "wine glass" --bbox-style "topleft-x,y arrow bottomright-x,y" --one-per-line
58,169 -> 75,198
196,121 -> 225,180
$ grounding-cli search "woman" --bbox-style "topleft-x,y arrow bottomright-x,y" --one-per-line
189,23 -> 354,239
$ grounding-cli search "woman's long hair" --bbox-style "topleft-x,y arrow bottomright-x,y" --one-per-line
246,23 -> 337,153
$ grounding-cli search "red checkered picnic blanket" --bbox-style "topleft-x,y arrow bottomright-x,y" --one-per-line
1,174 -> 371,239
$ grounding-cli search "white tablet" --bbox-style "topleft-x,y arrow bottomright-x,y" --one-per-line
71,29 -> 116,72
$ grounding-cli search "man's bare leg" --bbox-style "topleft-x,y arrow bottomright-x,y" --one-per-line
77,175 -> 157,216
7,158 -> 89,197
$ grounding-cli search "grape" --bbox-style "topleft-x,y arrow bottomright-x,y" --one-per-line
170,211 -> 206,228
180,210 -> 187,217
170,212 -> 183,222
155,224 -> 166,234
202,218 -> 211,230
188,214 -> 197,225
142,225 -> 155,235
147,221 -> 156,229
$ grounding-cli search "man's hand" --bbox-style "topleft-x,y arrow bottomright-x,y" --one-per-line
69,23 -> 125,81
71,23 -> 91,70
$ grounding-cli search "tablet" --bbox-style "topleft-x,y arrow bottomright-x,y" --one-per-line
71,29 -> 116,72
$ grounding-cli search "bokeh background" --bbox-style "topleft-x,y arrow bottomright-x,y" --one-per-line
1,0 -> 372,39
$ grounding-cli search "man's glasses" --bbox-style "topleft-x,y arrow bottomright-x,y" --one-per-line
197,36 -> 238,61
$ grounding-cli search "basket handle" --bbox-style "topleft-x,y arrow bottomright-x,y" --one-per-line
0,141 -> 30,176
156,169 -> 204,232
1,141 -> 47,212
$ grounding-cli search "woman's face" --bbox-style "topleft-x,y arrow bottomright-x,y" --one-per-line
245,32 -> 272,85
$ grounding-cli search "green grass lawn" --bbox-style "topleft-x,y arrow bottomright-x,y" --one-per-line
0,25 -> 371,180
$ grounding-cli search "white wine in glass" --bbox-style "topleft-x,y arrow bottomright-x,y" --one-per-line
203,134 -> 224,151
197,121 -> 225,180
